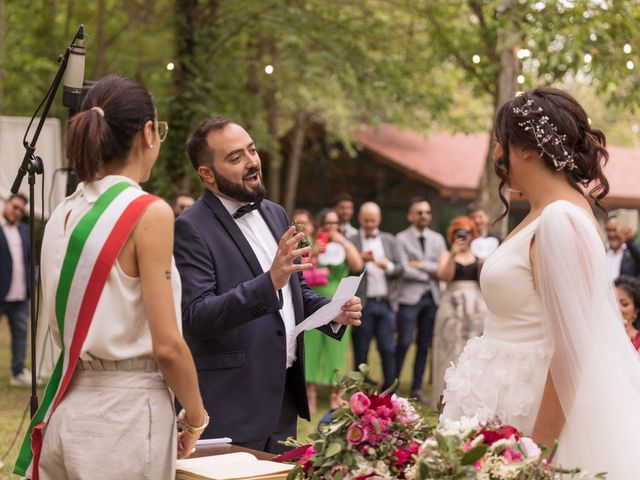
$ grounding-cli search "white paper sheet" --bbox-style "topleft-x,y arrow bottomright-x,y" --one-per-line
195,437 -> 233,446
293,272 -> 364,338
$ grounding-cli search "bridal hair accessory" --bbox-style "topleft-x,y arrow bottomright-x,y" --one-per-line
512,98 -> 577,172
90,106 -> 105,117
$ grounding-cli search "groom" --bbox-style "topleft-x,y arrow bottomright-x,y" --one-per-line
174,117 -> 362,453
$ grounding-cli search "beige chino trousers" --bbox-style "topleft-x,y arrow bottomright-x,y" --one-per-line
36,360 -> 176,480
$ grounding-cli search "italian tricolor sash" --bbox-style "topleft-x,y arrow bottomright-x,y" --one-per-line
14,181 -> 158,479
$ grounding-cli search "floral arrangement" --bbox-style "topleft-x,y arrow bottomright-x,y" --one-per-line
276,366 -> 430,479
276,367 -> 605,480
406,416 -> 606,479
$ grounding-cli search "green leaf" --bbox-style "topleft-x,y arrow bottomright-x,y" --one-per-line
435,431 -> 449,451
331,406 -> 349,418
460,444 -> 488,466
324,441 -> 343,458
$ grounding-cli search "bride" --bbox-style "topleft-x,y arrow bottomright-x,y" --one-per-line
440,87 -> 640,478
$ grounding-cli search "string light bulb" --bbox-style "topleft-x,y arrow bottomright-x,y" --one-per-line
472,55 -> 481,64
265,64 -> 274,75
166,62 -> 175,71
584,53 -> 592,64
624,44 -> 632,54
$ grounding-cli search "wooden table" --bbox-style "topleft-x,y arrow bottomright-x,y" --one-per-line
191,443 -> 275,461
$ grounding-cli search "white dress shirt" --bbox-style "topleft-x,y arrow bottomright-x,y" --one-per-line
217,196 -> 298,368
606,244 -> 625,283
1,217 -> 27,302
360,229 -> 394,298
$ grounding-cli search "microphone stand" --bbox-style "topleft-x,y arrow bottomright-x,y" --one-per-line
10,25 -> 83,418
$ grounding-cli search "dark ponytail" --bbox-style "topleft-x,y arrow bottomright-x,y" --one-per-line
66,74 -> 156,182
494,87 -> 609,220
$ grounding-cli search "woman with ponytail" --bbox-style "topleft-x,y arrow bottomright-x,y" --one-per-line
15,74 -> 206,480
440,87 -> 640,478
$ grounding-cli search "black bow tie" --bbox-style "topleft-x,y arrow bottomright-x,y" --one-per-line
233,201 -> 261,219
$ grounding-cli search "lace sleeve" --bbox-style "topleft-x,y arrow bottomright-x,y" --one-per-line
533,200 -> 640,477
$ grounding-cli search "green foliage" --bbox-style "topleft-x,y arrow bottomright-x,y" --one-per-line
2,0 -> 639,202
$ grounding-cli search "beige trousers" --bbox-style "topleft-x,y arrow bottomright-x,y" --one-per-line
37,360 -> 176,480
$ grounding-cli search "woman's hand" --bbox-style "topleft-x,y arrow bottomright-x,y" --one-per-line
450,238 -> 467,257
329,230 -> 347,246
177,429 -> 200,459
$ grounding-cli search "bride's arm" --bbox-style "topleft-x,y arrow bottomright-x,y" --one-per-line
531,372 -> 564,449
530,237 -> 565,448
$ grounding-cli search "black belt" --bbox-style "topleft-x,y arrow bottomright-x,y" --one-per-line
367,296 -> 388,303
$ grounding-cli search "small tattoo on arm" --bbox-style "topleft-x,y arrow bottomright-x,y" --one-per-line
165,271 -> 171,280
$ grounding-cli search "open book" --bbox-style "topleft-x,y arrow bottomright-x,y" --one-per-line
175,452 -> 294,480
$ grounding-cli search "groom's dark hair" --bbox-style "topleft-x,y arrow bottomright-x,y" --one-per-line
186,117 -> 235,171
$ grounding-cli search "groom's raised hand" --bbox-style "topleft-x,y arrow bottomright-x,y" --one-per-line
269,226 -> 312,290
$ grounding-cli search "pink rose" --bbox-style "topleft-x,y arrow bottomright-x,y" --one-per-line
349,392 -> 371,415
503,447 -> 523,462
346,422 -> 369,445
391,448 -> 410,466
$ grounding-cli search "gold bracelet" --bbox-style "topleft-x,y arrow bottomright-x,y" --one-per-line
178,408 -> 210,437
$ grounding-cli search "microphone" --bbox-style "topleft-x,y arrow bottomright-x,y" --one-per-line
62,25 -> 86,110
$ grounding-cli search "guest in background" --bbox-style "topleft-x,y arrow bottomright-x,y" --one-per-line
431,216 -> 486,410
172,192 -> 195,217
466,202 -> 500,260
614,276 -> 640,351
605,215 -> 640,281
394,197 -> 446,403
305,208 -> 363,414
334,193 -> 358,238
291,209 -> 315,240
350,202 -> 402,390
0,193 -> 30,387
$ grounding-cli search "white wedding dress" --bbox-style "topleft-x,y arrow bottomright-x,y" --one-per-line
441,200 -> 640,479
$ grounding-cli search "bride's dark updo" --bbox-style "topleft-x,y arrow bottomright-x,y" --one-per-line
494,87 -> 609,216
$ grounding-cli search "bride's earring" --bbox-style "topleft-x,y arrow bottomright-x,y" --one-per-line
508,188 -> 524,198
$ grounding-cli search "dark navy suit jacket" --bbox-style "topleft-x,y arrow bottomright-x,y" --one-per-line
174,190 -> 344,444
620,239 -> 640,278
0,221 -> 29,301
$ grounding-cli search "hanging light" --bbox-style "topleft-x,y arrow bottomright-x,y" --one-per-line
265,64 -> 274,75
583,53 -> 592,64
627,60 -> 634,70
624,44 -> 632,54
472,55 -> 481,64
166,62 -> 175,71
517,75 -> 525,84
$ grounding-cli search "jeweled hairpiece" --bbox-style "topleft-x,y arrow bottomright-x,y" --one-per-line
512,98 -> 577,172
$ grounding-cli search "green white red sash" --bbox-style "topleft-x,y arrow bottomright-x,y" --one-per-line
14,181 -> 158,479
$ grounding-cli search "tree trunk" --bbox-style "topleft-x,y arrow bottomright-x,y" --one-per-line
283,111 -> 309,214
262,40 -> 282,203
93,0 -> 107,79
161,0 -> 204,195
480,4 -> 519,237
264,89 -> 282,203
0,0 -> 5,113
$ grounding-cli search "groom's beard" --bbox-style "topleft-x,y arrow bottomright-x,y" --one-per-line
213,166 -> 266,203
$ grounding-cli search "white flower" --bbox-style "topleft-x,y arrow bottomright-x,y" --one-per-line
519,437 -> 542,459
438,414 -> 481,437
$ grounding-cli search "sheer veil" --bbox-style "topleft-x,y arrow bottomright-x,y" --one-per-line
533,200 -> 640,478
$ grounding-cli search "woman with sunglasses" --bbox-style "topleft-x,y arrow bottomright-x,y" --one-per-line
15,75 -> 206,480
